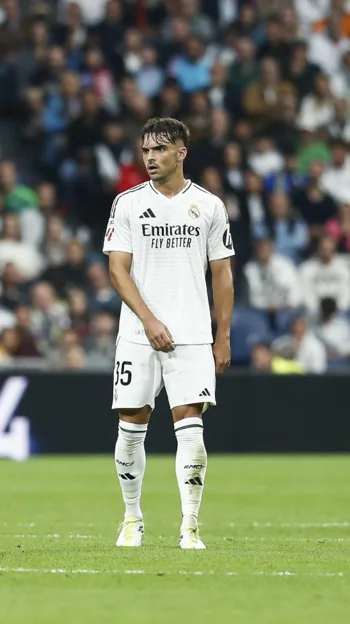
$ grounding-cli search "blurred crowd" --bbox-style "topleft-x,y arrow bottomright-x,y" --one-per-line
0,0 -> 350,372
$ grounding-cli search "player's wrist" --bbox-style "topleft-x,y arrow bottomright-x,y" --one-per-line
215,331 -> 230,342
139,310 -> 156,325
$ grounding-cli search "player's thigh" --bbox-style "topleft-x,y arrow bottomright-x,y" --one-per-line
113,337 -> 162,411
161,344 -> 216,413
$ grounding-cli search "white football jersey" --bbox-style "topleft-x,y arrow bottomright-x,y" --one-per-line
103,180 -> 235,345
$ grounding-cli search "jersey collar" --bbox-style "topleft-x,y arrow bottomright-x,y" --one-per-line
149,180 -> 192,198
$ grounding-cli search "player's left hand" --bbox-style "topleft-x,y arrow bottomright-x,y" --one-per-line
213,338 -> 231,375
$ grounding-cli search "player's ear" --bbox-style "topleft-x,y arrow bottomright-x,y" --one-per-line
177,147 -> 187,162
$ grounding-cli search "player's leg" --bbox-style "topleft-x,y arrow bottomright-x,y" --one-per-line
113,338 -> 162,547
115,406 -> 151,547
161,345 -> 216,549
173,403 -> 207,549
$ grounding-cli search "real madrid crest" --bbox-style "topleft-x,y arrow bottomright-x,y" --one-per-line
188,204 -> 200,219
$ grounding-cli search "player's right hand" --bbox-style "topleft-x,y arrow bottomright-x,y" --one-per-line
143,316 -> 175,352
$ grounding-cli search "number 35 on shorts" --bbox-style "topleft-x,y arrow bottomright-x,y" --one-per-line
114,360 -> 132,401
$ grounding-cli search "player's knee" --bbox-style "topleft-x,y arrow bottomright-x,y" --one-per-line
119,405 -> 151,425
172,403 -> 204,423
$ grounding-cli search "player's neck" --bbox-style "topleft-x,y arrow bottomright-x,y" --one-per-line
152,173 -> 188,199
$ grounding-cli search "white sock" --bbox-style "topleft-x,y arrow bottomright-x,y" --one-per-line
114,422 -> 148,520
174,417 -> 207,530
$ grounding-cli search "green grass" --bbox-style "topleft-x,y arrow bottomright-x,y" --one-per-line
0,456 -> 349,623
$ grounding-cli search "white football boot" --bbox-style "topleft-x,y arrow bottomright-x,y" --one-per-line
116,517 -> 144,547
179,526 -> 206,550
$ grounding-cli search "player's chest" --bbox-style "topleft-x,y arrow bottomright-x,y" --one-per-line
130,200 -> 211,247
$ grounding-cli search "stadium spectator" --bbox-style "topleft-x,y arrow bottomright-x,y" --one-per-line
312,0 -> 350,37
61,343 -> 87,369
153,77 -> 184,119
30,281 -> 70,355
0,262 -> 26,312
85,311 -> 118,368
313,297 -> 350,357
234,2 -> 264,45
30,45 -> 67,96
300,235 -> 350,313
0,213 -> 45,280
223,141 -> 245,193
180,0 -> 215,42
251,341 -> 305,374
0,305 -> 16,332
255,191 -> 308,263
248,136 -> 284,178
297,72 -> 334,132
93,0 -> 125,64
37,182 -> 61,216
264,91 -> 300,154
0,326 -> 21,365
14,304 -> 41,357
308,12 -> 350,76
42,214 -> 70,267
264,150 -> 307,194
80,46 -> 118,114
86,261 -> 122,315
330,48 -> 350,99
273,315 -> 327,373
228,36 -> 259,101
169,35 -> 212,93
207,62 -> 238,115
115,138 -> 149,194
281,6 -> 302,44
67,287 -> 90,338
283,40 -> 320,99
242,57 -> 296,129
187,108 -> 229,178
53,2 -> 87,52
17,18 -> 50,92
293,161 -> 337,242
243,238 -> 302,311
257,14 -> 292,64
325,201 -> 350,252
49,327 -> 81,368
136,45 -> 164,99
328,98 -> 350,143
41,238 -> 88,296
59,0 -> 108,26
321,140 -> 350,203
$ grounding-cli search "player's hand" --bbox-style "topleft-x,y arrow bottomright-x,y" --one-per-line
213,337 -> 231,374
143,316 -> 175,352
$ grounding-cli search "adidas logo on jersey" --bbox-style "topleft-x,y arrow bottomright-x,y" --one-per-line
199,388 -> 210,397
139,209 -> 156,219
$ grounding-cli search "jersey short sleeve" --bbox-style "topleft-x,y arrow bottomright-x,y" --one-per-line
207,200 -> 235,262
103,195 -> 132,255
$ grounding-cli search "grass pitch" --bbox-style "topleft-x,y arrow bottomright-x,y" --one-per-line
0,455 -> 349,623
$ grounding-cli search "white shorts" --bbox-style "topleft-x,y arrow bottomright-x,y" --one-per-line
112,337 -> 216,412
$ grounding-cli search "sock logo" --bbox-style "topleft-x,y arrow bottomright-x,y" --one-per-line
185,477 -> 203,486
116,460 -> 134,467
184,464 -> 205,469
118,473 -> 136,480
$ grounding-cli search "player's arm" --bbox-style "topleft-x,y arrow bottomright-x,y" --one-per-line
103,196 -> 174,353
208,200 -> 235,374
210,258 -> 234,374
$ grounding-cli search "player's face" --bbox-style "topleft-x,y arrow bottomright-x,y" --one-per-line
141,134 -> 186,182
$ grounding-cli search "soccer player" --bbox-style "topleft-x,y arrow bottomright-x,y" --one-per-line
103,117 -> 234,549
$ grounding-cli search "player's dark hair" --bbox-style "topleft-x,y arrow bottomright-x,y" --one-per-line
141,117 -> 190,149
